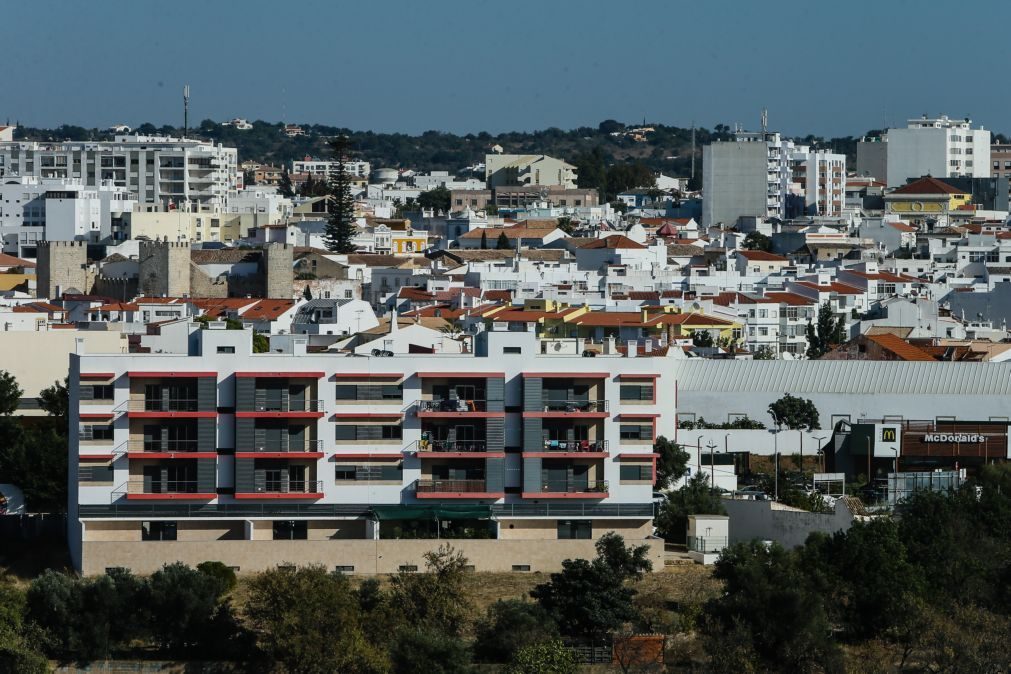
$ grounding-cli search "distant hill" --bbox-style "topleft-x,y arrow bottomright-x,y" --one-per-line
12,120 -> 878,181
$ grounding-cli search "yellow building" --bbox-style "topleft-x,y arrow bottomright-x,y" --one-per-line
126,209 -> 245,244
884,176 -> 972,227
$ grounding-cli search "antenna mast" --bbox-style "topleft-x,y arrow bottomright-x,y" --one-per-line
761,108 -> 768,135
183,85 -> 190,138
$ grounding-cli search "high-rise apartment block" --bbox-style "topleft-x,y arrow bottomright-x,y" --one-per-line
0,134 -> 238,209
702,132 -> 845,227
884,115 -> 990,188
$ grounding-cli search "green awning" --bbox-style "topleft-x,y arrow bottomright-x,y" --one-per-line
371,505 -> 492,521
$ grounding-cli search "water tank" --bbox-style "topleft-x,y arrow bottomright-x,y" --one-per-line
370,168 -> 399,185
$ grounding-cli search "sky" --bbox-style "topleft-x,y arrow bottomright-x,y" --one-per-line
7,0 -> 1011,137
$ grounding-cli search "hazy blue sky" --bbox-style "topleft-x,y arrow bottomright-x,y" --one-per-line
7,0 -> 1010,136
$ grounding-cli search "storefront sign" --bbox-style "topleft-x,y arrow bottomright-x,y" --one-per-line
923,433 -> 984,443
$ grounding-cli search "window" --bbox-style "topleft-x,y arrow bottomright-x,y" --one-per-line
334,384 -> 402,401
620,464 -> 652,481
272,520 -> 307,540
619,424 -> 652,441
620,383 -> 654,401
512,564 -> 531,572
399,565 -> 418,572
217,346 -> 235,354
503,346 -> 522,354
142,521 -> 177,541
335,464 -> 402,481
78,464 -> 113,482
335,565 -> 355,573
90,384 -> 114,400
344,290 -> 353,299
758,327 -> 768,336
79,424 -> 113,441
557,520 -> 592,539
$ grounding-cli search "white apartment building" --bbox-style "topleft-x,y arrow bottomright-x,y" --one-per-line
0,133 -> 238,209
69,326 -> 669,575
291,158 -> 370,179
885,115 -> 991,188
0,176 -> 135,257
485,154 -> 577,189
703,132 -> 846,227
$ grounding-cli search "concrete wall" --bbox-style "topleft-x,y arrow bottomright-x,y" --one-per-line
36,240 -> 88,298
80,536 -> 665,575
722,497 -> 856,549
702,141 -> 768,227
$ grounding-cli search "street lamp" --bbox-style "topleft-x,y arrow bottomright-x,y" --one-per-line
707,441 -> 718,487
696,435 -> 704,479
812,435 -> 827,472
771,427 -> 780,500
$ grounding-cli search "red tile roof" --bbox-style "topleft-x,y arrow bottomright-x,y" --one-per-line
891,176 -> 966,196
793,280 -> 865,295
737,250 -> 788,262
0,253 -> 35,268
581,235 -> 647,250
888,221 -> 918,232
242,299 -> 295,320
865,333 -> 937,361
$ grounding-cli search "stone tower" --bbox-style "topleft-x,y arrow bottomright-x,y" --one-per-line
138,240 -> 191,297
36,240 -> 88,299
262,242 -> 294,299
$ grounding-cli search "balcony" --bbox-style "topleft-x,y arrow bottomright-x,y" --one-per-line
237,398 -> 324,419
523,480 -> 609,499
419,439 -> 488,453
125,398 -> 213,418
528,400 -> 609,418
238,439 -> 324,457
242,480 -> 324,498
115,479 -> 215,501
531,439 -> 609,456
121,440 -> 214,459
415,479 -> 503,499
416,399 -> 499,418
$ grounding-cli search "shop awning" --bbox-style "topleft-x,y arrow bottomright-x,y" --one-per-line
371,505 -> 492,521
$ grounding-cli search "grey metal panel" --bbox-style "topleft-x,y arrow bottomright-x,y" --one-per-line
236,418 -> 254,451
78,385 -> 94,401
674,360 -> 1011,395
197,458 -> 216,493
80,465 -> 112,482
486,377 -> 505,412
358,426 -> 381,441
522,457 -> 542,493
486,457 -> 505,492
485,417 -> 504,452
522,417 -> 542,452
197,418 -> 216,452
235,377 -> 255,413
523,377 -> 542,412
197,377 -> 217,411
235,457 -> 255,493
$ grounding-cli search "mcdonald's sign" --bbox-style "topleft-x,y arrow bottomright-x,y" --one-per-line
881,428 -> 896,442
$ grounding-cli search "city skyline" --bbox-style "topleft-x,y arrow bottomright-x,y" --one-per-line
7,0 -> 1009,137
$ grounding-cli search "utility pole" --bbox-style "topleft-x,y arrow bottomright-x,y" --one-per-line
183,84 -> 190,138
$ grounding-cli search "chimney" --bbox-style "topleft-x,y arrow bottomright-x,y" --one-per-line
644,338 -> 653,353
389,308 -> 399,334
627,340 -> 638,357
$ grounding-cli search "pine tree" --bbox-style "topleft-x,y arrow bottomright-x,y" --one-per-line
496,232 -> 511,250
302,285 -> 312,301
480,230 -> 488,249
278,168 -> 294,197
323,135 -> 357,253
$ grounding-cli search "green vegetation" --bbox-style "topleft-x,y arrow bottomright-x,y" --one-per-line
805,301 -> 847,359
655,473 -> 727,543
324,135 -> 358,253
678,415 -> 766,429
653,435 -> 690,490
741,231 -> 773,252
768,392 -> 821,430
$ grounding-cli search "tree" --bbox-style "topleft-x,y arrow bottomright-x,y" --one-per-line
278,168 -> 294,197
804,302 -> 845,359
479,230 -> 488,249
654,473 -> 726,543
417,186 -> 451,214
324,135 -> 358,253
704,541 -> 844,673
243,169 -> 256,187
0,371 -> 21,416
504,639 -> 577,674
741,231 -> 773,252
253,333 -> 270,353
474,600 -> 558,663
388,627 -> 472,674
302,285 -> 312,301
145,562 -> 238,655
654,435 -> 689,490
496,232 -> 511,250
0,423 -> 68,512
245,564 -> 388,674
387,544 -> 471,636
556,216 -> 574,234
38,378 -> 68,419
691,330 -> 714,348
0,577 -> 48,674
752,345 -> 777,360
531,534 -> 650,638
768,393 -> 820,430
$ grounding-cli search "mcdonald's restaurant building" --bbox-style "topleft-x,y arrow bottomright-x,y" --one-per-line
826,419 -> 1009,481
